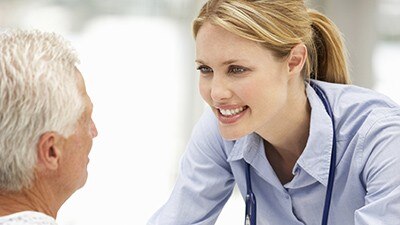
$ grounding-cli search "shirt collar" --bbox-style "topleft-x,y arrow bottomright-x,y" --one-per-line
295,82 -> 334,186
227,133 -> 285,190
227,132 -> 261,163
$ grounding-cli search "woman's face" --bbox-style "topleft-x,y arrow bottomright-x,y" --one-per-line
195,22 -> 292,140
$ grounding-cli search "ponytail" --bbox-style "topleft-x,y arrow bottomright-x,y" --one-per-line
307,9 -> 350,84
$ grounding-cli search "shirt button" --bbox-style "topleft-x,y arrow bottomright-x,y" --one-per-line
285,194 -> 290,199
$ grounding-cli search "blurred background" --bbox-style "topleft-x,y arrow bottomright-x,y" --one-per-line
0,0 -> 399,224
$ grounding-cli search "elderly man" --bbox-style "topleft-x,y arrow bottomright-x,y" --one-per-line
0,30 -> 97,224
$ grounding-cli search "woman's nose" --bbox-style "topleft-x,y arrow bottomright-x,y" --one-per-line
210,75 -> 232,102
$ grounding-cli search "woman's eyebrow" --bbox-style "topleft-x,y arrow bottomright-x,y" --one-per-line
195,59 -> 248,65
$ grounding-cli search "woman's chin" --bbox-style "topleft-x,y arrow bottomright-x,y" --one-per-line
219,128 -> 247,141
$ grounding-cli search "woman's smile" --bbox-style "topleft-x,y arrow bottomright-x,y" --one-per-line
215,105 -> 249,124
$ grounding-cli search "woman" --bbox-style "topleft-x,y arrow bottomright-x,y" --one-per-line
149,0 -> 400,224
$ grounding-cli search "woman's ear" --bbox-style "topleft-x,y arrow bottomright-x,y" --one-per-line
36,132 -> 62,171
287,43 -> 307,75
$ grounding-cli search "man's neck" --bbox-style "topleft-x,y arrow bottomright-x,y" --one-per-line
0,185 -> 59,218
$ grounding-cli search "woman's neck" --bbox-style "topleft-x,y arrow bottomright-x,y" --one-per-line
266,100 -> 310,159
256,81 -> 311,183
259,82 -> 310,154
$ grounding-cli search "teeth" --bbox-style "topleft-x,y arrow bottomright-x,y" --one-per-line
219,107 -> 245,116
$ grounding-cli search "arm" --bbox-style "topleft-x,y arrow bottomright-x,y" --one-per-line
355,112 -> 400,225
148,108 -> 235,225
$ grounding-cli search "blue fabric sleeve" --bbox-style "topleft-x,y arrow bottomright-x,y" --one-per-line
355,110 -> 400,225
148,108 -> 235,225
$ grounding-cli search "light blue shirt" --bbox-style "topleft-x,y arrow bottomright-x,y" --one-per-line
148,80 -> 400,225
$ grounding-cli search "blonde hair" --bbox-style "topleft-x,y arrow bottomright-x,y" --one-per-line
0,30 -> 84,191
193,0 -> 350,84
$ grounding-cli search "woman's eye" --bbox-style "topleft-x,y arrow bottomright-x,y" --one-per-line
229,66 -> 247,74
197,65 -> 213,74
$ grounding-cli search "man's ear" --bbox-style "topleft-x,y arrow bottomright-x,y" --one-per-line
37,132 -> 62,171
287,43 -> 307,75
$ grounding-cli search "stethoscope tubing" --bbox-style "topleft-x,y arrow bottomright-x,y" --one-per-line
311,82 -> 337,225
245,163 -> 256,225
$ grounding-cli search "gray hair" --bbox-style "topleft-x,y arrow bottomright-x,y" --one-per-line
0,30 -> 84,191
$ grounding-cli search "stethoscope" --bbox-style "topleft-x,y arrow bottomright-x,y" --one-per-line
245,81 -> 337,225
